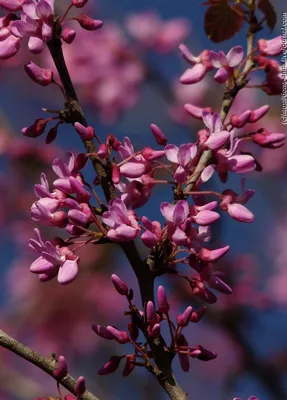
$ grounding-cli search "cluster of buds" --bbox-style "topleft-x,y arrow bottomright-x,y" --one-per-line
0,0 -> 103,59
93,275 -> 216,376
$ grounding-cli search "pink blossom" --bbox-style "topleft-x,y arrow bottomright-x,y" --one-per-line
24,61 -> 53,86
141,216 -> 162,248
29,228 -> 79,284
179,44 -> 213,84
165,143 -> 197,183
157,285 -> 170,314
201,111 -> 230,150
258,36 -> 282,56
102,198 -> 140,241
117,137 -> 151,179
209,46 -> 244,83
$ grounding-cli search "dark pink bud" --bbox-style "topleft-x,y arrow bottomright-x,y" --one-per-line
112,165 -> 121,184
97,143 -> 108,159
190,306 -> 207,323
157,285 -> 170,314
111,274 -> 129,295
142,147 -> 166,161
230,110 -> 251,128
177,306 -> 193,327
68,209 -> 90,226
62,27 -> 76,44
184,104 -> 213,120
45,126 -> 58,144
199,246 -> 230,262
194,345 -> 217,361
53,355 -> 68,380
248,105 -> 269,123
208,275 -> 232,295
107,134 -> 121,150
74,122 -> 95,141
75,376 -> 86,395
72,0 -> 88,8
146,301 -> 157,326
98,356 -> 122,375
252,129 -> 285,148
24,62 -> 53,87
106,326 -> 129,344
92,325 -> 114,340
22,118 -> 48,138
148,323 -> 161,338
74,153 -> 88,170
122,354 -> 136,377
150,124 -> 167,145
76,14 -> 103,31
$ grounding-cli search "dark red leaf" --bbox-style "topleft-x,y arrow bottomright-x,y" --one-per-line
204,1 -> 245,43
258,0 -> 277,31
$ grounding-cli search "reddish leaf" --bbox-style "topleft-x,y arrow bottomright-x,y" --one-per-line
204,1 -> 245,43
258,0 -> 277,31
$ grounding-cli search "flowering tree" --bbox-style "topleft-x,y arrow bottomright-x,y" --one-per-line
0,0 -> 285,399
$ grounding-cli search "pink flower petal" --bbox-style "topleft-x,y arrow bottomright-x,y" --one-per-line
57,258 -> 79,284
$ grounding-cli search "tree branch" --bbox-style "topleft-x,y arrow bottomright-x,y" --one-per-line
0,329 -> 100,400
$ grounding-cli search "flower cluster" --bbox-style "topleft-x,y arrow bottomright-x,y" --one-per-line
94,275 -> 216,376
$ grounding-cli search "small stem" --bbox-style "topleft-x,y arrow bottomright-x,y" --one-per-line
0,330 -> 100,400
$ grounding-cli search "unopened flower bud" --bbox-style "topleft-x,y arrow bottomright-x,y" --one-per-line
62,27 -> 76,44
230,110 -> 251,128
106,326 -> 129,344
24,62 -> 53,87
157,285 -> 170,314
74,122 -> 95,141
190,306 -> 207,323
184,104 -> 213,120
92,325 -> 114,340
258,36 -> 282,56
45,125 -> 58,144
72,0 -> 88,8
75,14 -> 103,31
150,124 -> 167,145
146,301 -> 157,326
98,356 -> 122,375
22,118 -> 48,138
248,105 -> 269,123
53,355 -> 68,380
177,306 -> 193,327
122,354 -> 136,377
252,129 -> 285,148
199,246 -> 230,262
97,143 -> 108,159
75,376 -> 86,395
112,165 -> 121,184
194,345 -> 217,361
107,134 -> 121,150
111,274 -> 129,295
68,209 -> 90,226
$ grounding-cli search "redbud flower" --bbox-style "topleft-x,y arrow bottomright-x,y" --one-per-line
146,301 -> 157,326
190,306 -> 206,323
106,326 -> 129,344
74,122 -> 95,141
111,274 -> 129,296
45,125 -> 58,144
184,103 -> 213,120
141,216 -> 162,248
72,0 -> 88,8
24,62 -> 53,86
122,354 -> 136,377
62,27 -> 76,44
248,105 -> 269,123
230,110 -> 252,128
75,14 -> 103,31
165,143 -> 197,183
102,198 -> 140,241
0,0 -> 22,11
92,325 -> 114,340
53,355 -> 68,380
210,46 -> 244,83
75,376 -> 86,395
150,124 -> 167,145
258,36 -> 282,56
22,118 -> 49,138
157,285 -> 170,314
177,306 -> 193,327
112,165 -> 121,184
198,246 -> 230,262
202,111 -> 230,150
97,143 -> 108,159
194,345 -> 217,361
29,228 -> 79,284
98,356 -> 122,375
148,323 -> 161,338
179,45 -> 213,84
252,129 -> 285,149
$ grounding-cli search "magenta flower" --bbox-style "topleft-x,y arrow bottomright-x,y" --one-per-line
141,216 -> 162,248
116,175 -> 154,209
102,198 -> 140,241
165,143 -> 197,183
202,111 -> 230,150
258,36 -> 282,56
210,46 -> 244,83
179,44 -> 213,84
24,61 -> 53,86
117,137 -> 151,179
29,228 -> 79,284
